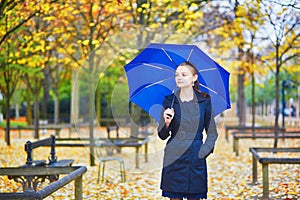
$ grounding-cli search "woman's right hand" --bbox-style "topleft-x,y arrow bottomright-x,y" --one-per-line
163,108 -> 174,127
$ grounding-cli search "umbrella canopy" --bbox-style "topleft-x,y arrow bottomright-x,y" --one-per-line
124,43 -> 231,122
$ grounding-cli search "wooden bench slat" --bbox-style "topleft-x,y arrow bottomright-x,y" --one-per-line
232,131 -> 300,156
224,125 -> 287,141
48,159 -> 74,167
29,138 -> 52,149
249,147 -> 300,198
233,135 -> 300,138
19,160 -> 47,168
0,134 -> 84,199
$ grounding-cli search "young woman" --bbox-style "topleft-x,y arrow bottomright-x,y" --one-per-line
158,61 -> 218,200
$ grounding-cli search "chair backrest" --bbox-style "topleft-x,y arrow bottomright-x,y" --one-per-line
94,139 -> 105,159
107,125 -> 119,138
94,139 -> 116,157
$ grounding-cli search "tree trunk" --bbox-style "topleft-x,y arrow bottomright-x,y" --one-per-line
54,91 -> 59,124
237,73 -> 246,126
88,50 -> 96,166
33,79 -> 40,139
89,78 -> 95,166
5,93 -> 11,145
130,103 -> 140,139
71,70 -> 79,124
273,43 -> 280,148
41,69 -> 50,120
25,86 -> 33,125
96,84 -> 101,123
251,71 -> 255,131
15,104 -> 19,119
41,89 -> 49,120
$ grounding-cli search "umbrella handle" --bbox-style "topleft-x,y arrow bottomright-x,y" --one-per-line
170,86 -> 178,109
166,113 -> 172,118
170,94 -> 175,109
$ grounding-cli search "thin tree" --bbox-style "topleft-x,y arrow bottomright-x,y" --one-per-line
261,0 -> 300,148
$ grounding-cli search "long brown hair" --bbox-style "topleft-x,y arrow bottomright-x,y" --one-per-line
178,61 -> 209,97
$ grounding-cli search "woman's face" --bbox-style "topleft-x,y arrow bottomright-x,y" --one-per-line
175,65 -> 197,88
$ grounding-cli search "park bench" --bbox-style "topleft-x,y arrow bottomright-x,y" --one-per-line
4,124 -> 72,139
249,147 -> 300,199
55,136 -> 150,169
232,130 -> 300,156
99,118 -> 129,127
11,135 -> 74,191
0,135 -> 87,200
0,166 -> 86,200
224,125 -> 285,142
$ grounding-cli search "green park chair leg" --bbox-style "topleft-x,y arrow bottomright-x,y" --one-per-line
97,163 -> 101,183
135,147 -> 139,169
101,162 -> 105,182
120,160 -> 126,182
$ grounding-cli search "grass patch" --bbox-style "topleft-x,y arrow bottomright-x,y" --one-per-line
0,121 -> 27,127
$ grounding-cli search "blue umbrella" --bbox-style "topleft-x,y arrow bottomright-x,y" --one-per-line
124,43 -> 231,122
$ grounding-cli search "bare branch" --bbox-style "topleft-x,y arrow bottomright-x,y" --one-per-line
0,0 -> 59,45
265,0 -> 300,9
280,33 -> 300,58
0,11 -> 38,45
0,0 -> 17,20
282,52 -> 300,64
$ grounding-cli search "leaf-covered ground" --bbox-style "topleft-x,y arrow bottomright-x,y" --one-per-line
0,123 -> 299,199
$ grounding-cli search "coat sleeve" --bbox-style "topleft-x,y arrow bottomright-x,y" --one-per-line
198,98 -> 218,158
157,97 -> 172,140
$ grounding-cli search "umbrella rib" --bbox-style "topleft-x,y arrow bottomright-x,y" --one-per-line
198,68 -> 217,72
187,49 -> 193,61
143,63 -> 175,73
199,83 -> 231,107
200,83 -> 218,94
127,62 -> 175,73
131,76 -> 174,99
161,47 -> 178,67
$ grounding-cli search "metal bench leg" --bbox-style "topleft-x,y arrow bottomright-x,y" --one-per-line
233,137 -> 235,152
262,163 -> 269,199
225,130 -> 229,142
75,175 -> 83,200
233,138 -> 239,156
145,143 -> 148,162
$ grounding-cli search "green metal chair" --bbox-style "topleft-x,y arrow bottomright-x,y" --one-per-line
95,139 -> 126,183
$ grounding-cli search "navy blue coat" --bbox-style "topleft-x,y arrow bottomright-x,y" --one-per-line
158,90 -> 218,194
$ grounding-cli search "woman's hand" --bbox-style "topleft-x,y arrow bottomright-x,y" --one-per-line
163,108 -> 174,127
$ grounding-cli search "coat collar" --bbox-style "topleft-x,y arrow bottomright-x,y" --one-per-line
170,89 -> 208,104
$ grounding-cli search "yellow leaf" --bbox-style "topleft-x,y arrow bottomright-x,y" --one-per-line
92,40 -> 99,45
141,3 -> 150,9
82,40 -> 89,46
